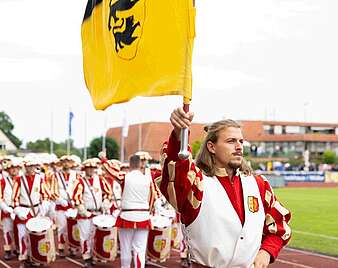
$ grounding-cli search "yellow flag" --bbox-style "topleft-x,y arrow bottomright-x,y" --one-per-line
82,0 -> 196,110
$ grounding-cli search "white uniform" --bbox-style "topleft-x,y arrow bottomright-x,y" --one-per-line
73,174 -> 109,260
185,174 -> 265,268
119,170 -> 152,268
54,170 -> 77,251
12,174 -> 47,261
0,172 -> 15,252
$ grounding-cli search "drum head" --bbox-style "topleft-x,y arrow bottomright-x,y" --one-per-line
151,215 -> 171,229
93,214 -> 116,228
26,217 -> 52,233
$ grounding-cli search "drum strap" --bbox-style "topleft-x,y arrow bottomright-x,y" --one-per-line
56,172 -> 72,204
4,174 -> 13,189
83,177 -> 98,211
20,175 -> 37,217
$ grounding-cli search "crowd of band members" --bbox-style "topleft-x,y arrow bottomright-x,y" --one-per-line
0,152 -> 188,268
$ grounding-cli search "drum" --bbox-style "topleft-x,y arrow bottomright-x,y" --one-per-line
26,216 -> 56,264
147,215 -> 172,262
171,218 -> 182,249
66,217 -> 81,248
92,214 -> 117,261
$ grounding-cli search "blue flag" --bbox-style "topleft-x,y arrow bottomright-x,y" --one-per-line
68,111 -> 74,137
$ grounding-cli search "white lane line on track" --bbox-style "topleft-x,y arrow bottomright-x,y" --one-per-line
276,259 -> 314,268
0,260 -> 12,268
293,230 -> 338,241
64,257 -> 85,267
56,252 -> 85,267
146,261 -> 167,268
285,248 -> 338,261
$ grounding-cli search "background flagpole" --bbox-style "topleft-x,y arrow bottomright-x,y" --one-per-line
67,108 -> 74,155
50,110 -> 54,154
138,119 -> 142,151
120,110 -> 129,162
83,111 -> 87,160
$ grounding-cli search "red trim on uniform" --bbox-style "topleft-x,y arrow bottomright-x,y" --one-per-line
6,232 -> 12,245
115,216 -> 151,229
83,240 -> 88,255
60,234 -> 66,244
136,253 -> 141,268
21,236 -> 26,256
1,211 -> 11,220
55,204 -> 70,211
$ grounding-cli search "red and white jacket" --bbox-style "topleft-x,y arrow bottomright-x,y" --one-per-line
158,131 -> 292,265
11,174 -> 50,223
72,174 -> 112,219
0,172 -> 14,220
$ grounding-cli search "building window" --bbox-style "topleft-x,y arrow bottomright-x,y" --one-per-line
310,127 -> 335,134
285,126 -> 304,134
263,125 -> 273,134
274,126 -> 282,135
0,144 -> 6,150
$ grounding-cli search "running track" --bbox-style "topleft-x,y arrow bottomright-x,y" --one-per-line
0,246 -> 337,268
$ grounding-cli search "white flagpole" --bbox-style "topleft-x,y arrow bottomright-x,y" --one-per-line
50,110 -> 54,154
67,107 -> 72,155
83,111 -> 87,160
138,121 -> 142,151
120,134 -> 124,163
120,110 -> 129,162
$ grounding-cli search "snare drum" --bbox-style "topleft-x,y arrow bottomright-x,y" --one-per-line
26,217 -> 56,264
66,217 -> 81,248
147,215 -> 172,262
92,214 -> 117,261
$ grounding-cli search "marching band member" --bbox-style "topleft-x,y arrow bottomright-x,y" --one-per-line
50,155 -> 80,256
159,108 -> 292,268
11,158 -> 50,268
135,151 -> 153,178
100,153 -> 157,268
72,158 -> 112,267
99,159 -> 122,218
0,157 -> 21,260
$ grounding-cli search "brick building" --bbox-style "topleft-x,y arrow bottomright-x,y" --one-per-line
106,120 -> 338,161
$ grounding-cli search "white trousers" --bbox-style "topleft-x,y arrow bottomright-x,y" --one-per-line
56,210 -> 67,250
17,223 -> 29,261
2,217 -> 14,251
119,228 -> 149,268
77,218 -> 94,260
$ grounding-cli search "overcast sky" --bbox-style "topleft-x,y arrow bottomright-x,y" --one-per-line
0,0 -> 337,148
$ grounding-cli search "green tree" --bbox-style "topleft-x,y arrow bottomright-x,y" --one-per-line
88,137 -> 119,160
26,138 -> 81,158
0,111 -> 22,148
322,150 -> 336,164
191,140 -> 202,159
26,138 -> 51,152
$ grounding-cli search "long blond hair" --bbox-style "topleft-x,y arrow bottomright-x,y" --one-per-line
195,119 -> 252,177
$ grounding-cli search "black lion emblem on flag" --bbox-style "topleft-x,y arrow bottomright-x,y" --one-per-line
108,0 -> 144,59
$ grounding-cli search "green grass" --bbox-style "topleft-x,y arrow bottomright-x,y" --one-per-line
274,187 -> 338,256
